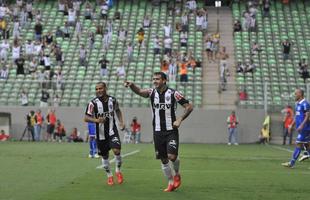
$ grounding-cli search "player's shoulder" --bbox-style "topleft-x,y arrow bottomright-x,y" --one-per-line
89,96 -> 99,104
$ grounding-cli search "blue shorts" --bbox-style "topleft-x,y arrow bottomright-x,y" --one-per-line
296,130 -> 310,144
88,123 -> 96,137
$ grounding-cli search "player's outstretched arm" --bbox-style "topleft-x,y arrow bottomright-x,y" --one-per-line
124,81 -> 150,98
173,102 -> 193,128
84,115 -> 105,124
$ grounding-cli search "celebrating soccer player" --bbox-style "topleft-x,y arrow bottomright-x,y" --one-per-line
125,72 -> 193,192
84,82 -> 125,185
282,88 -> 310,168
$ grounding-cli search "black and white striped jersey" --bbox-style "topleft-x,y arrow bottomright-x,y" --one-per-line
148,87 -> 189,132
85,96 -> 119,140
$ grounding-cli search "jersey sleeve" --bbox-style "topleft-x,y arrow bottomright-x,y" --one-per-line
147,88 -> 154,98
174,90 -> 189,105
303,102 -> 310,112
85,101 -> 95,116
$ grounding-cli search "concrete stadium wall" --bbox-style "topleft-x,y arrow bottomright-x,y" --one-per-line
0,106 -> 265,143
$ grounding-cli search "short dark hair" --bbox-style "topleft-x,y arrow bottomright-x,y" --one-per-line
153,72 -> 167,80
96,82 -> 107,88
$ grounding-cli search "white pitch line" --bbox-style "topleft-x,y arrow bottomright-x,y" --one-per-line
269,145 -> 294,153
96,150 -> 140,169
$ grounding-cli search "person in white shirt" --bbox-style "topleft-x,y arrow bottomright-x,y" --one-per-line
118,28 -> 127,41
75,19 -> 82,42
26,1 -> 33,21
12,42 -> 21,62
68,8 -> 76,26
79,44 -> 87,67
33,41 -> 42,56
73,1 -> 81,16
58,0 -> 65,12
0,4 -> 8,18
24,40 -> 34,61
20,90 -> 29,106
116,63 -> 126,77
164,36 -> 173,55
102,30 -> 111,51
168,61 -> 177,82
163,24 -> 171,37
28,58 -> 37,75
43,54 -> 51,70
0,65 -> 8,79
180,31 -> 188,47
0,40 -> 10,61
12,20 -> 20,39
187,0 -> 197,13
143,15 -> 151,28
196,12 -> 204,31
101,2 -> 108,20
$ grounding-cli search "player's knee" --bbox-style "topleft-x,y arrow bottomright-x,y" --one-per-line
102,154 -> 109,159
112,148 -> 121,155
168,154 -> 177,162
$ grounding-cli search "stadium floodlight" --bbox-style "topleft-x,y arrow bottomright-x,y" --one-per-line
215,1 -> 222,7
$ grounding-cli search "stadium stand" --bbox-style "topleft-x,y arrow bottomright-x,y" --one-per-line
0,0 -> 204,107
233,0 -> 310,110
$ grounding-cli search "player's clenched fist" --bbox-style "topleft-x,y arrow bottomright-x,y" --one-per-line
96,117 -> 106,124
124,81 -> 133,88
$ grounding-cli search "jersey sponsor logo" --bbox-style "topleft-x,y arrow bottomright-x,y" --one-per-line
96,112 -> 113,118
153,103 -> 172,110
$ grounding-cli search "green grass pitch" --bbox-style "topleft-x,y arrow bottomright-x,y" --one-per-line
0,142 -> 309,200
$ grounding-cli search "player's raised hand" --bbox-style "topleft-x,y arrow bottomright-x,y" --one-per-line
124,81 -> 132,88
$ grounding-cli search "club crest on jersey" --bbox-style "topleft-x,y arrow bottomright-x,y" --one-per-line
153,103 -> 171,110
166,96 -> 171,101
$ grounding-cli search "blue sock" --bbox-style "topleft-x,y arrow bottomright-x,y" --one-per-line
93,140 -> 97,154
91,140 -> 96,155
89,140 -> 93,156
291,147 -> 302,165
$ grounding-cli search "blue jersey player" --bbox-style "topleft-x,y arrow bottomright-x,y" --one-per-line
88,122 -> 99,158
282,89 -> 310,168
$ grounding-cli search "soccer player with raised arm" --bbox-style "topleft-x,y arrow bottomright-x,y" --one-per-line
125,72 -> 193,192
84,82 -> 125,185
282,89 -> 310,168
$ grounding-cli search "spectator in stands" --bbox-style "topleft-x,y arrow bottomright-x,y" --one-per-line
168,60 -> 177,82
88,31 -> 95,49
116,62 -> 126,77
196,10 -> 205,31
179,60 -> 188,84
298,59 -> 309,83
246,59 -> 256,74
186,0 -> 197,13
34,21 -> 43,41
163,23 -> 171,37
262,0 -> 271,17
67,8 -> 76,26
161,59 -> 169,75
24,40 -> 33,61
100,2 -> 108,20
0,17 -> 7,39
67,127 -> 83,142
12,40 -> 21,64
53,94 -> 61,107
58,0 -> 66,13
34,109 -> 44,141
127,42 -> 134,62
181,12 -> 189,32
137,27 -> 145,49
153,35 -> 161,55
0,39 -> 9,61
12,20 -> 20,39
98,55 -> 109,76
44,31 -> 54,46
239,89 -> 248,100
55,26 -> 63,38
84,1 -> 93,19
233,20 -> 242,32
180,30 -> 188,47
0,129 -> 9,141
281,39 -> 292,60
236,61 -> 245,73
73,0 -> 81,16
130,117 -> 141,144
20,89 -> 28,106
205,37 -> 213,62
227,111 -> 239,145
54,46 -> 64,66
62,21 -> 70,38
212,33 -> 220,60
46,108 -> 56,142
143,15 -> 151,28
35,10 -> 42,22
79,44 -> 87,67
251,42 -> 262,55
218,46 -> 229,76
102,29 -> 111,51
282,105 -> 294,145
113,10 -> 121,20
163,36 -> 172,55
118,28 -> 127,41
43,54 -> 51,71
40,89 -> 50,107
0,63 -> 8,79
15,56 -> 25,75
54,119 -> 66,142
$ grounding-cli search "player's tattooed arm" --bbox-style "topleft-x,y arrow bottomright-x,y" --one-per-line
173,102 -> 193,128
124,81 -> 150,98
84,115 -> 105,124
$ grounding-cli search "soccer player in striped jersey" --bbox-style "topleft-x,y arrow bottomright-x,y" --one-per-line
282,89 -> 310,168
84,82 -> 125,185
125,72 -> 193,192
